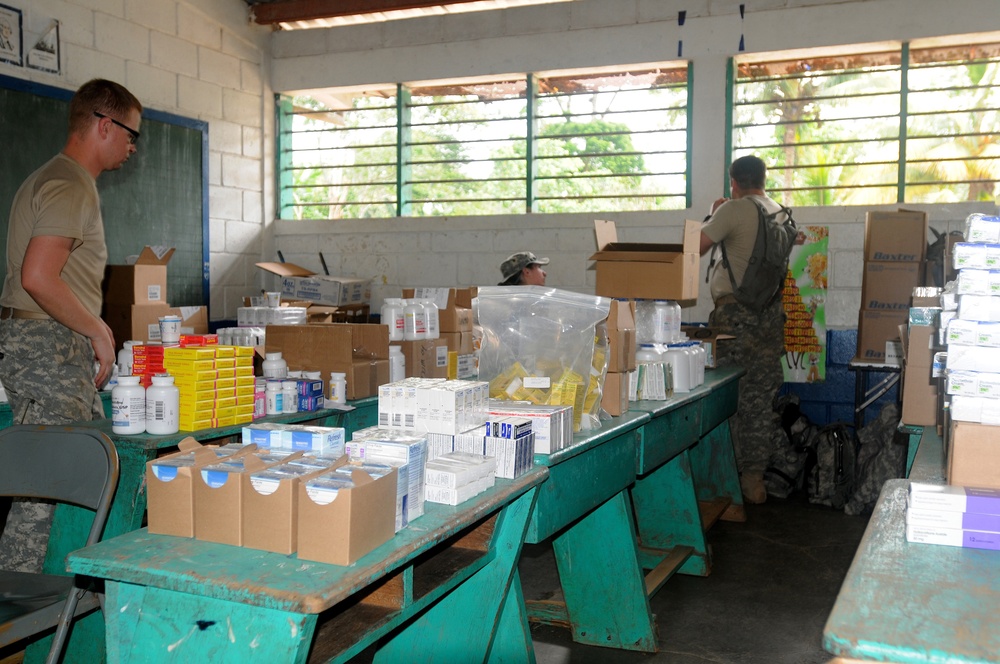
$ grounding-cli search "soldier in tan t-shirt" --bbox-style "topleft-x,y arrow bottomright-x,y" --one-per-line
699,155 -> 788,505
0,79 -> 142,572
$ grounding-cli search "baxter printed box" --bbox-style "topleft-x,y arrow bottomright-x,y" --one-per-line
909,481 -> 1000,514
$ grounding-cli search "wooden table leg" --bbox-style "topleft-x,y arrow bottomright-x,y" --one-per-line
632,450 -> 709,577
373,488 -> 539,663
550,491 -> 656,652
688,420 -> 745,523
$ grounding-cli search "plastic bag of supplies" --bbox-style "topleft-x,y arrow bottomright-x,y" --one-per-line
476,286 -> 611,432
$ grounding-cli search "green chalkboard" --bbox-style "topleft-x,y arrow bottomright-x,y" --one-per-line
0,75 -> 209,307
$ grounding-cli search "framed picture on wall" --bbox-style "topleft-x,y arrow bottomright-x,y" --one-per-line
0,4 -> 22,67
27,21 -> 59,74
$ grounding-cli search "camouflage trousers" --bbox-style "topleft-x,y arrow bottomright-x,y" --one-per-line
0,319 -> 102,573
709,297 -> 786,475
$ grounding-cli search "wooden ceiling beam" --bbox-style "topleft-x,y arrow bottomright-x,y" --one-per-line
249,0 -> 483,25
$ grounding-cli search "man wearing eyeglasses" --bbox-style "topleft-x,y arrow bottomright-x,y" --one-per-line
0,79 -> 142,572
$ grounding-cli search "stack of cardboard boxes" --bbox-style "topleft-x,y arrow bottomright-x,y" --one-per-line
856,211 -> 928,363
102,246 -> 208,349
602,299 -> 637,416
400,287 -> 476,379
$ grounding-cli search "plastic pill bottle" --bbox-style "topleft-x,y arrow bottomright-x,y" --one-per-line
422,299 -> 440,340
381,298 -> 405,342
281,380 -> 299,414
329,372 -> 347,404
262,352 -> 288,379
403,299 -> 427,341
389,345 -> 406,383
145,374 -> 179,435
266,380 -> 283,415
112,374 -> 145,435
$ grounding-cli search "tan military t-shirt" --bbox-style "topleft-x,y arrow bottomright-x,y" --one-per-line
0,154 -> 107,317
702,194 -> 785,302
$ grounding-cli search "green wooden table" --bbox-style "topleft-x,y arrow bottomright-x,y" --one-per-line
66,466 -> 547,663
32,397 -> 379,664
907,425 -> 945,485
823,479 -> 1000,663
518,367 -> 744,654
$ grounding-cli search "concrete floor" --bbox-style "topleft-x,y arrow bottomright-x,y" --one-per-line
521,495 -> 871,664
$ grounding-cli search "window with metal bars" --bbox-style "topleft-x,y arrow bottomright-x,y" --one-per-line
276,62 -> 690,219
731,35 -> 1000,207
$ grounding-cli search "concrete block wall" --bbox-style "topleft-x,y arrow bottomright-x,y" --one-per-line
0,0 -> 272,322
269,0 -> 998,328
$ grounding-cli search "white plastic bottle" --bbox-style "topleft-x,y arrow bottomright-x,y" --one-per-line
266,380 -> 283,415
112,375 -> 145,435
652,300 -> 671,344
422,299 -> 440,340
389,345 -> 406,383
382,298 -> 405,342
691,341 -> 706,387
117,340 -> 139,377
666,343 -> 692,393
329,372 -> 347,404
145,374 -> 179,435
253,378 -> 267,419
262,352 -> 288,379
282,380 -> 299,414
670,301 -> 683,342
403,299 -> 427,341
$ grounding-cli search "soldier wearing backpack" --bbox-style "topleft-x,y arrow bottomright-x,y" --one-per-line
699,155 -> 796,504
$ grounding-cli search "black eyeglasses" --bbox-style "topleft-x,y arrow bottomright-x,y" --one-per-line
93,111 -> 140,145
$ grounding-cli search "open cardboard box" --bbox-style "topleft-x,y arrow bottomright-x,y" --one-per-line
103,245 -> 175,305
257,262 -> 372,307
590,220 -> 701,301
241,455 -> 336,555
146,438 -> 254,538
296,465 -> 398,566
193,451 -> 303,547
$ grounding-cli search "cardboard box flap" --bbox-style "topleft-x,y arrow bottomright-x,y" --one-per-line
132,246 -> 175,266
256,262 -> 315,278
591,219 -> 701,260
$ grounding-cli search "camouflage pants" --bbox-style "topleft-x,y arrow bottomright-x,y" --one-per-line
709,298 -> 786,475
0,319 -> 102,572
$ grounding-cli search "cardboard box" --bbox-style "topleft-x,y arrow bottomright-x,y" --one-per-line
103,303 -> 208,350
265,324 -> 390,399
900,323 -> 938,427
103,246 -> 175,305
402,287 -> 476,332
256,262 -> 371,307
397,339 -> 449,378
590,219 -> 701,301
296,467 -> 398,566
242,458 -> 337,554
681,326 -> 736,369
146,438 -> 249,538
948,421 -> 1000,490
606,299 -> 637,373
601,371 -> 630,417
864,210 -> 927,262
439,331 -> 474,355
861,262 -> 922,312
856,310 -> 907,363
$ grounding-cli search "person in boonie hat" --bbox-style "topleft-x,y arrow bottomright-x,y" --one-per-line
499,251 -> 549,286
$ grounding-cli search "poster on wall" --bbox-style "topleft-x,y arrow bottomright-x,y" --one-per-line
782,226 -> 829,383
27,20 -> 59,74
0,4 -> 22,67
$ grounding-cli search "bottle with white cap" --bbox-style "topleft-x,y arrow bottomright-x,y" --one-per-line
403,299 -> 427,341
145,374 -> 179,435
381,298 -> 405,342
